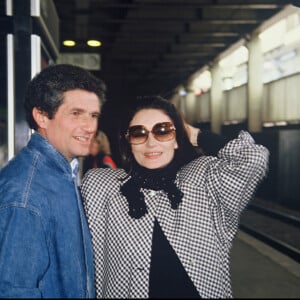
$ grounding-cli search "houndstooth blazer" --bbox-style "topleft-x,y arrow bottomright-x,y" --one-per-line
81,131 -> 269,299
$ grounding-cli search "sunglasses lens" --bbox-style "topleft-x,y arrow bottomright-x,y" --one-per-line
126,125 -> 148,144
152,122 -> 175,142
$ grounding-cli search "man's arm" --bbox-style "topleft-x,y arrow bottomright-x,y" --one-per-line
0,207 -> 48,298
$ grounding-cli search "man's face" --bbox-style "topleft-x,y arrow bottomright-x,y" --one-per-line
38,89 -> 101,162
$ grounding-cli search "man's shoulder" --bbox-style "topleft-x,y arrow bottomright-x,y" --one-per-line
0,148 -> 52,208
0,152 -> 33,207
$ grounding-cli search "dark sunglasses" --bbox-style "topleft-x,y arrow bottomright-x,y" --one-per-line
125,122 -> 176,145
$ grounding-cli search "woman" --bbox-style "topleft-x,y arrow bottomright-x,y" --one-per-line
82,130 -> 117,175
81,95 -> 269,298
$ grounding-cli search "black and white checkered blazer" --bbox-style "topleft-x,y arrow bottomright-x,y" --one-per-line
81,131 -> 269,298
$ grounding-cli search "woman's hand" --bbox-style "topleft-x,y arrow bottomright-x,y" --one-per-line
184,123 -> 201,147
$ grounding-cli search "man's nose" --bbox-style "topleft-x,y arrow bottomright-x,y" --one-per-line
82,116 -> 97,133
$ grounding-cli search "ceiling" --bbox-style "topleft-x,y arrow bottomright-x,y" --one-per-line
53,0 -> 292,102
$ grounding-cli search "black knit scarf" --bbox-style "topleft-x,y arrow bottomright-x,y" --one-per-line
120,160 -> 184,219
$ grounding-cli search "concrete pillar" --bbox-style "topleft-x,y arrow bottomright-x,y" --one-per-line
247,36 -> 263,132
210,64 -> 223,133
185,89 -> 197,124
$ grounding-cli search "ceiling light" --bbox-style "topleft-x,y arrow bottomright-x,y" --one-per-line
87,40 -> 101,47
179,89 -> 187,96
63,40 -> 76,47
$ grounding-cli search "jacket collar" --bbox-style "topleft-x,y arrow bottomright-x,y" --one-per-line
27,132 -> 73,177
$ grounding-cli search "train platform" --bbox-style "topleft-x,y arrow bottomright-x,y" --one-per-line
231,230 -> 300,298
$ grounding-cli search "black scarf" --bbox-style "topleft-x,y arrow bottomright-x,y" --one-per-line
120,160 -> 184,219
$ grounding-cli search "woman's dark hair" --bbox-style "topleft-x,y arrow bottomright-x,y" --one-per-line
24,64 -> 106,130
118,95 -> 199,173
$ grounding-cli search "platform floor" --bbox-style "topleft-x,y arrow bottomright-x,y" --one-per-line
231,230 -> 300,298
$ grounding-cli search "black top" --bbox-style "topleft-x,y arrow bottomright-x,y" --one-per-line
149,219 -> 201,298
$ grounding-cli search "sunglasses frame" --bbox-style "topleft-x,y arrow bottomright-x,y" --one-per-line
125,122 -> 176,145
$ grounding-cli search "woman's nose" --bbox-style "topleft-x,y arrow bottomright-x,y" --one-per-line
145,132 -> 157,146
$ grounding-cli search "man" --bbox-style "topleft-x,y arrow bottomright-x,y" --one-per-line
0,64 -> 105,298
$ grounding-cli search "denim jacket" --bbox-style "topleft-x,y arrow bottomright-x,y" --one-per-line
0,133 -> 95,298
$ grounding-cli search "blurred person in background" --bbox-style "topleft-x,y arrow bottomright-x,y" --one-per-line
82,130 -> 117,176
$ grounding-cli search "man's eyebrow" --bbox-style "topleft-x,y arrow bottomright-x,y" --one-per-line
70,107 -> 85,111
71,107 -> 100,114
91,111 -> 101,116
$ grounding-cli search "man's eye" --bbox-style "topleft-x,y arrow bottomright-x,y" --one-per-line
72,111 -> 80,116
92,114 -> 100,119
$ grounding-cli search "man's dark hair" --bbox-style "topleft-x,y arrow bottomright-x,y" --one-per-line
118,95 -> 199,173
24,64 -> 106,130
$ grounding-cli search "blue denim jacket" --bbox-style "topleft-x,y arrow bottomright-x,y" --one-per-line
0,133 -> 95,298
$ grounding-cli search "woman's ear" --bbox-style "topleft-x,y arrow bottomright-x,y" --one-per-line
32,107 -> 49,129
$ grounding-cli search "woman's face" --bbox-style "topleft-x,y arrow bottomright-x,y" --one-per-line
128,109 -> 178,169
89,137 -> 100,156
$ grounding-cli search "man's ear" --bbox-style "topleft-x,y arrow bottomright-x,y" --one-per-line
32,107 -> 49,129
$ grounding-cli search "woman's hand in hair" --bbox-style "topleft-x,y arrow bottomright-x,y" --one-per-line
184,123 -> 201,147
